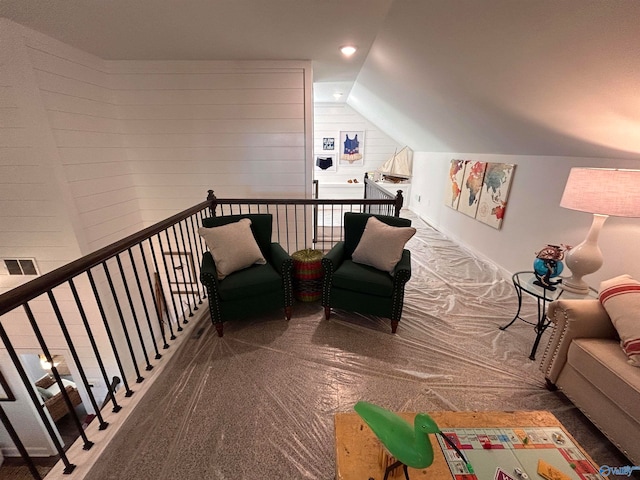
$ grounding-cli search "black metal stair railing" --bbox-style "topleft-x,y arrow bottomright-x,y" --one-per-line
0,185 -> 402,479
0,200 -> 211,479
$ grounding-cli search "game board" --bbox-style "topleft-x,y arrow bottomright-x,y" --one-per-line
437,426 -> 604,480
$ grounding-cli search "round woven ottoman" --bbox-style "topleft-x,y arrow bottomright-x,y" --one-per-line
291,249 -> 324,302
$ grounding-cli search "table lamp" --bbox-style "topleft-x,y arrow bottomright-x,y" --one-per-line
559,168 -> 640,294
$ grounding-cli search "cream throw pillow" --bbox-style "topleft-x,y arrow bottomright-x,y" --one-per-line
198,219 -> 266,280
351,217 -> 416,274
599,274 -> 640,367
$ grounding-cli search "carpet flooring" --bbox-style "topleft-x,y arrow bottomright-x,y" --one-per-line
60,212 -> 639,479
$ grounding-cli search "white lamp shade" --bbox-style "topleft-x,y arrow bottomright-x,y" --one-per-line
561,168 -> 640,217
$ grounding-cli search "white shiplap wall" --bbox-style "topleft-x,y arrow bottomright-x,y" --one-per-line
313,103 -> 402,198
1,20 -> 313,274
25,31 -> 143,252
0,20 -> 85,293
109,60 -> 312,225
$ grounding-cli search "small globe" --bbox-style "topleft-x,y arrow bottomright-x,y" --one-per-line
533,258 -> 563,278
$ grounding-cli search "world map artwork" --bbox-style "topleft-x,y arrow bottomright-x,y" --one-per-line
445,160 -> 516,229
476,163 -> 515,229
465,162 -> 486,206
446,159 -> 466,209
457,161 -> 487,218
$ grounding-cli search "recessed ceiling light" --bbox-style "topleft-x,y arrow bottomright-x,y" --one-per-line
333,92 -> 343,100
340,45 -> 357,57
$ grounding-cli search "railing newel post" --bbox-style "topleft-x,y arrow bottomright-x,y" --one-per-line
395,190 -> 404,217
207,189 -> 218,217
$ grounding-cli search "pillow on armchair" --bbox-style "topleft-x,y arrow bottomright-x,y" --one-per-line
352,216 -> 416,274
599,274 -> 640,367
198,218 -> 266,280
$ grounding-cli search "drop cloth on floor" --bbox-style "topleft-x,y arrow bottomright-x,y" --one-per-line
86,210 -> 631,480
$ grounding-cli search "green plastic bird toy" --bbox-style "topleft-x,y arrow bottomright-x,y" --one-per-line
354,401 -> 473,480
354,401 -> 439,469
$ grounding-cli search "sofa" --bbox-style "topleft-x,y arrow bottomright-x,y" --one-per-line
35,374 -> 82,422
540,296 -> 640,464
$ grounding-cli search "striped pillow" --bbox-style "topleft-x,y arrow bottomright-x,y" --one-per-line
599,274 -> 640,367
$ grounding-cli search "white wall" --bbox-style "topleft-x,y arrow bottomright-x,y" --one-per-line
313,102 -> 402,198
0,20 -> 86,293
111,60 -> 312,224
410,153 -> 640,288
1,20 -> 313,286
28,34 -> 142,252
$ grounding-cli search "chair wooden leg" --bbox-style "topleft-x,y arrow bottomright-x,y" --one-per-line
285,306 -> 292,320
324,306 -> 331,320
391,321 -> 398,334
215,323 -> 224,337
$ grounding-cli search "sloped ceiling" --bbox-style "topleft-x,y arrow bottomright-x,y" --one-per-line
349,0 -> 640,159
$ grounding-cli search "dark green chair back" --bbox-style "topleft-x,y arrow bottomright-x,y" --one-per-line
343,212 -> 412,258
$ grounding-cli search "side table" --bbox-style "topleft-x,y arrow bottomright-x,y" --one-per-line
500,271 -> 597,360
291,249 -> 324,302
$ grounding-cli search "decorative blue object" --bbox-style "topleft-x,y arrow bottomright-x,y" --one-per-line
533,244 -> 566,290
533,257 -> 564,278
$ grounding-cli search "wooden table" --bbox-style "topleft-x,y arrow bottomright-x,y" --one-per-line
334,410 -> 604,480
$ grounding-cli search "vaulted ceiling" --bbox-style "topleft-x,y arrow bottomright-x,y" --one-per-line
2,0 -> 640,159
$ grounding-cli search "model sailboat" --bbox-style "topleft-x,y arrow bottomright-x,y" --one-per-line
377,146 -> 413,183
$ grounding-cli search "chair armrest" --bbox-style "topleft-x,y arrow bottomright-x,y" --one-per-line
322,241 -> 345,273
540,299 -> 618,383
200,251 -> 219,287
321,242 -> 345,307
392,249 -> 411,282
270,243 -> 293,276
270,243 -> 293,308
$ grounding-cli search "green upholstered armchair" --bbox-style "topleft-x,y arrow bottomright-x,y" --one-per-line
321,212 -> 412,334
199,214 -> 293,337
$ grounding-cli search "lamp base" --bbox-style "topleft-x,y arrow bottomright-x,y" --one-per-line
560,214 -> 607,297
560,277 -> 590,295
